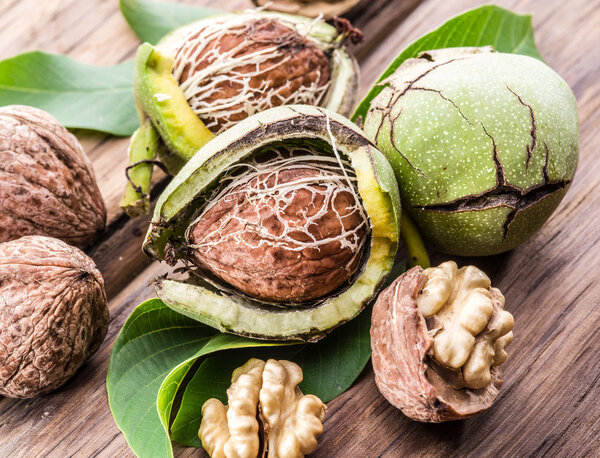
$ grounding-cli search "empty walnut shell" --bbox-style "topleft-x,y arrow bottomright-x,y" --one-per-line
0,105 -> 106,247
371,265 -> 504,422
0,235 -> 108,398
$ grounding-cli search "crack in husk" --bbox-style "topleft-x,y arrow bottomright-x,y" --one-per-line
370,57 -> 468,175
506,85 -> 537,170
411,86 -> 474,126
418,125 -> 569,239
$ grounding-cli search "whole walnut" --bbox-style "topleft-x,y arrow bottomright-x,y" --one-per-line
0,105 -> 106,247
174,16 -> 331,134
364,47 -> 578,256
186,149 -> 367,303
0,235 -> 108,398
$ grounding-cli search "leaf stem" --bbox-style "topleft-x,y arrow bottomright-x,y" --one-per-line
400,212 -> 430,268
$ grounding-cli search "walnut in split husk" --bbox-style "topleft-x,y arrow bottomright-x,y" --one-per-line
0,105 -> 106,247
0,236 -> 108,398
144,105 -> 401,341
199,358 -> 326,458
370,261 -> 514,422
121,10 -> 361,216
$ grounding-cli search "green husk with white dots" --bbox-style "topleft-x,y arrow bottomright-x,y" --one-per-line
364,47 -> 579,256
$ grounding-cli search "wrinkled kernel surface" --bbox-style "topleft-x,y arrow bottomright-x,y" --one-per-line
199,358 -> 326,458
416,261 -> 514,389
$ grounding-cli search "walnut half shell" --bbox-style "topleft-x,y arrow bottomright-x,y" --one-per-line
370,263 -> 514,422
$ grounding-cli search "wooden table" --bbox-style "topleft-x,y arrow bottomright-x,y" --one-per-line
1,0 -> 599,456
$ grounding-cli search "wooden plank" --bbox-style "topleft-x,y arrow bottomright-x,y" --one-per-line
0,0 -> 598,456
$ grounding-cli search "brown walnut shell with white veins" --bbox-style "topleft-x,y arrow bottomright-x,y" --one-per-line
174,17 -> 331,134
0,236 -> 108,398
186,150 -> 368,304
0,105 -> 106,247
371,265 -> 508,422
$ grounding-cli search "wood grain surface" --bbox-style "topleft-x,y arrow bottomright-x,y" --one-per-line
0,0 -> 598,456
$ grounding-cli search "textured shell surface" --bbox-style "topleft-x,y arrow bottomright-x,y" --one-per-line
0,105 -> 106,247
0,235 -> 108,398
173,15 -> 331,134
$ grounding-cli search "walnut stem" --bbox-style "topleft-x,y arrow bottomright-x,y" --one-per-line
119,120 -> 165,217
400,212 -> 430,268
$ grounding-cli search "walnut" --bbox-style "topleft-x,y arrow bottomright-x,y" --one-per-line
363,47 -> 578,256
199,358 -> 326,458
370,261 -> 514,422
173,16 -> 330,134
0,105 -> 106,247
145,106 -> 401,341
186,148 -> 368,304
417,261 -> 514,388
0,235 -> 108,398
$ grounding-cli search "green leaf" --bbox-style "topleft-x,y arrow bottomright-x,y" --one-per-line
107,299 -> 283,458
0,52 -> 137,136
353,5 -> 543,123
169,306 -> 373,447
120,0 -> 221,44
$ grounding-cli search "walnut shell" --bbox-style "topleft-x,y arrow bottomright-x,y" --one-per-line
187,161 -> 367,303
0,105 -> 106,247
174,17 -> 330,134
0,235 -> 108,398
370,265 -> 504,422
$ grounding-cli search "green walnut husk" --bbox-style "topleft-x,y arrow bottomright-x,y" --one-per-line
120,10 -> 360,217
363,47 -> 579,256
143,105 -> 401,341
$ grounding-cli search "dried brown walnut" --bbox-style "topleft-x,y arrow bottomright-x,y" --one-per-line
0,105 -> 106,247
0,235 -> 108,398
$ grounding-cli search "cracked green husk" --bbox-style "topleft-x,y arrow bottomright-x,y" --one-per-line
363,47 -> 579,256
